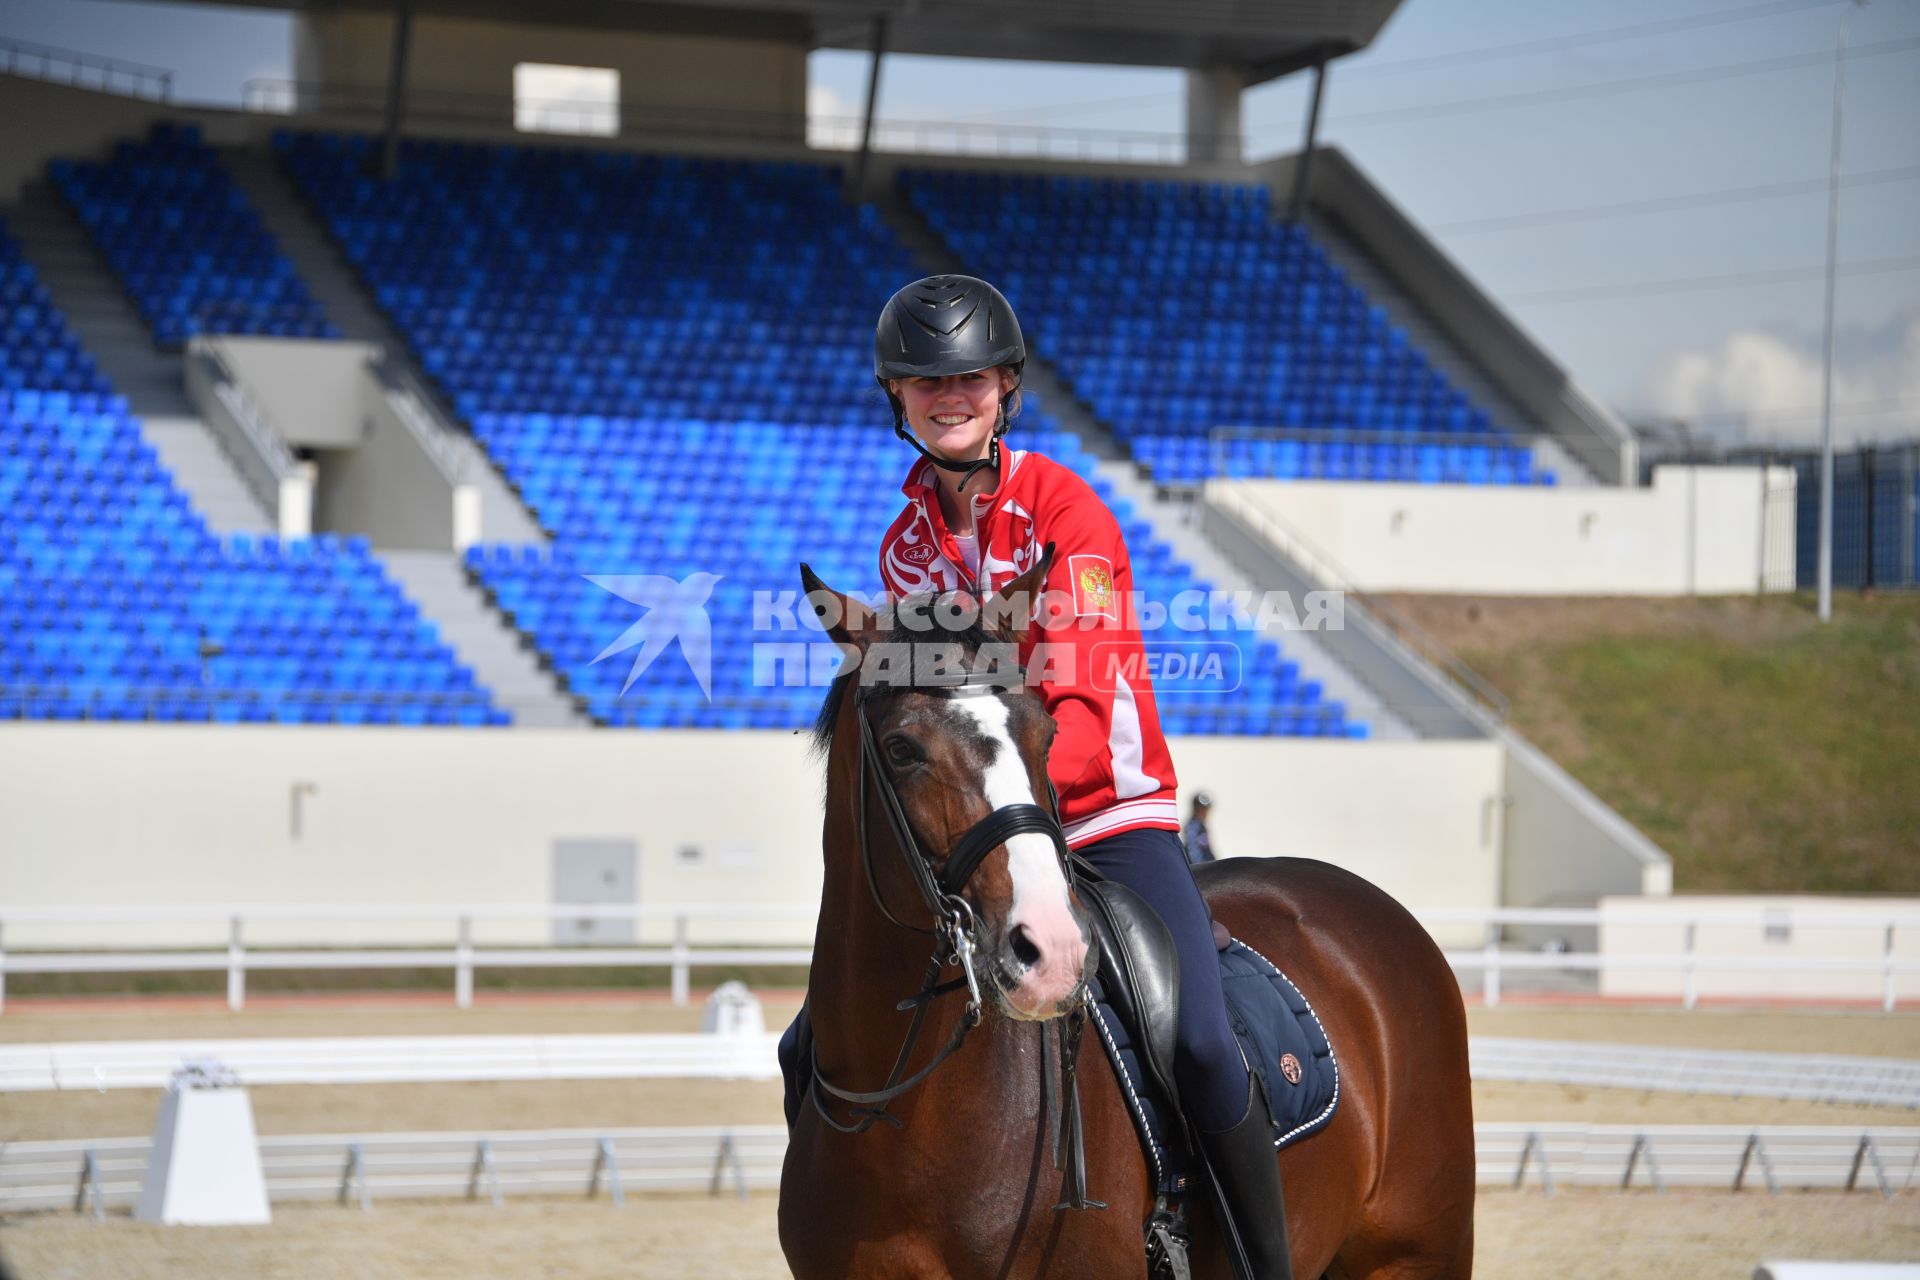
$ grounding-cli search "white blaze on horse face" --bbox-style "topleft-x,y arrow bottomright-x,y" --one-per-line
950,693 -> 1088,1020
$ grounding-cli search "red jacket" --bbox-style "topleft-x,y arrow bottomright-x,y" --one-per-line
877,450 -> 1180,848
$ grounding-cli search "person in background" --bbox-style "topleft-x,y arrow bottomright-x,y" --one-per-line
1184,790 -> 1215,865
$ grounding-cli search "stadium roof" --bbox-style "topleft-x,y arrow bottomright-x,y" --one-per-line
203,0 -> 1404,83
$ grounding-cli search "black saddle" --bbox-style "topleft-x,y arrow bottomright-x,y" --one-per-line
1076,872 -> 1185,1133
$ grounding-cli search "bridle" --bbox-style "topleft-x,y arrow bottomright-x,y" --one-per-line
808,664 -> 1104,1208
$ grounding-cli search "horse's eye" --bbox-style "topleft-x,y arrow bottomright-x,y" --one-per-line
885,736 -> 922,768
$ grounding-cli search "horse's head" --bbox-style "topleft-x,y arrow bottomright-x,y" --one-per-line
801,549 -> 1092,1022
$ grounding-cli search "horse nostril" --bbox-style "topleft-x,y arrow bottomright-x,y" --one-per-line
1009,925 -> 1042,970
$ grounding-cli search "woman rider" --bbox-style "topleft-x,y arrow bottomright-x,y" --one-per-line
855,275 -> 1291,1280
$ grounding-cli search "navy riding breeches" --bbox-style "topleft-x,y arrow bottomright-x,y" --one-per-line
1077,826 -> 1249,1133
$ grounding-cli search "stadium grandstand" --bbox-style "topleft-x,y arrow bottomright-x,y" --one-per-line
3,4 -> 1916,1274
20,0 -> 1915,989
0,0 -> 1723,930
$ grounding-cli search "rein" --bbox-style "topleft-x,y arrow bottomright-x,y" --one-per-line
808,667 -> 1103,1210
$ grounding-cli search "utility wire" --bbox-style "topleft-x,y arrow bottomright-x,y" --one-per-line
1343,0 -> 1840,77
1329,35 -> 1920,127
1507,255 -> 1920,304
1429,165 -> 1920,235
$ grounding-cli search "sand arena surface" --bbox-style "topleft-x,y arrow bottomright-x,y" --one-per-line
2,1190 -> 1916,1279
1,995 -> 1915,1276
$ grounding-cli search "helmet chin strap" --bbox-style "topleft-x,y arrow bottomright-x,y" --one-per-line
892,401 -> 1008,497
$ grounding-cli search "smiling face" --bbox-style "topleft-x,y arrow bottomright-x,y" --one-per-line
889,368 -> 1018,464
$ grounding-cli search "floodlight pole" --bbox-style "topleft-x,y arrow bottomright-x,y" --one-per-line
1289,58 -> 1328,224
379,2 -> 414,181
851,15 -> 888,200
1817,1 -> 1865,622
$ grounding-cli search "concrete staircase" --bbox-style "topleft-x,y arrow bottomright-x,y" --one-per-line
219,146 -> 395,347
141,415 -> 276,536
222,146 -> 551,547
4,180 -> 193,417
1308,211 -> 1597,486
381,550 -> 586,729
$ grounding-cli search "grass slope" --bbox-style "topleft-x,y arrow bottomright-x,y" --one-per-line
1385,593 -> 1920,894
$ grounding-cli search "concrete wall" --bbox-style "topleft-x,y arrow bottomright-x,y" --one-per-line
0,725 -> 1504,950
1599,896 -> 1920,1003
1227,467 -> 1796,596
206,337 -> 375,449
310,379 -> 457,550
292,12 -> 805,130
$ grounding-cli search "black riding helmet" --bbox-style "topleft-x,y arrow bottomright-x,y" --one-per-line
875,275 -> 1026,493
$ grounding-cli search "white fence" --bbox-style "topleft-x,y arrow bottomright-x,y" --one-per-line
2,903 -> 1916,1013
1468,1040 -> 1920,1111
0,1033 -> 782,1092
6,1035 -> 1915,1110
5,1125 -> 1913,1217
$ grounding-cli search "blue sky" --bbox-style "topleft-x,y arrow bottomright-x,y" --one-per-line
4,0 -> 1916,446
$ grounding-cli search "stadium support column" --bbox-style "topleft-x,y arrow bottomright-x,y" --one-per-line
1289,58 -> 1328,224
379,1 -> 414,182
851,15 -> 888,200
1186,66 -> 1245,165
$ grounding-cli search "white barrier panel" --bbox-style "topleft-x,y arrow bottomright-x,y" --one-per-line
1469,1039 -> 1920,1110
0,1033 -> 783,1091
8,1035 -> 1916,1110
1756,1267 -> 1920,1279
4,1125 -> 1912,1215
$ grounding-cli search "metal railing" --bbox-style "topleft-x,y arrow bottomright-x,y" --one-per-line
3,903 -> 1914,1014
0,683 -> 542,721
239,78 -> 1222,165
0,37 -> 171,102
3,1126 -> 787,1217
4,1124 -> 1913,1216
0,903 -> 817,1012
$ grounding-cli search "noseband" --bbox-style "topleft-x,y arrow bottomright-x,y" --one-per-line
812,670 -> 1079,1098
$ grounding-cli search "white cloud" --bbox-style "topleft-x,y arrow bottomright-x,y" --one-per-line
1640,310 -> 1920,448
807,83 -> 861,151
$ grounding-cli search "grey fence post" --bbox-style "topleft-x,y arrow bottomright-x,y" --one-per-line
590,1137 -> 625,1206
1,919 -> 8,1014
1846,1134 -> 1892,1201
1622,1134 -> 1666,1194
339,1141 -> 371,1209
1734,1133 -> 1779,1196
76,1148 -> 105,1221
1512,1131 -> 1555,1197
709,1133 -> 748,1201
469,1139 -> 502,1207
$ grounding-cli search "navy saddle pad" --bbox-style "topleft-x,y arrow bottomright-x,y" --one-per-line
1087,937 -> 1339,1197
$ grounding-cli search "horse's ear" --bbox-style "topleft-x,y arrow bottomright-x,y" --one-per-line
799,562 -> 882,651
983,541 -> 1055,639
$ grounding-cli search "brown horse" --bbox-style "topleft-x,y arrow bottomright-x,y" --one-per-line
779,557 -> 1476,1279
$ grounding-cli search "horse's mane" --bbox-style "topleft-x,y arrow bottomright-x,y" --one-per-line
809,596 -> 1009,756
